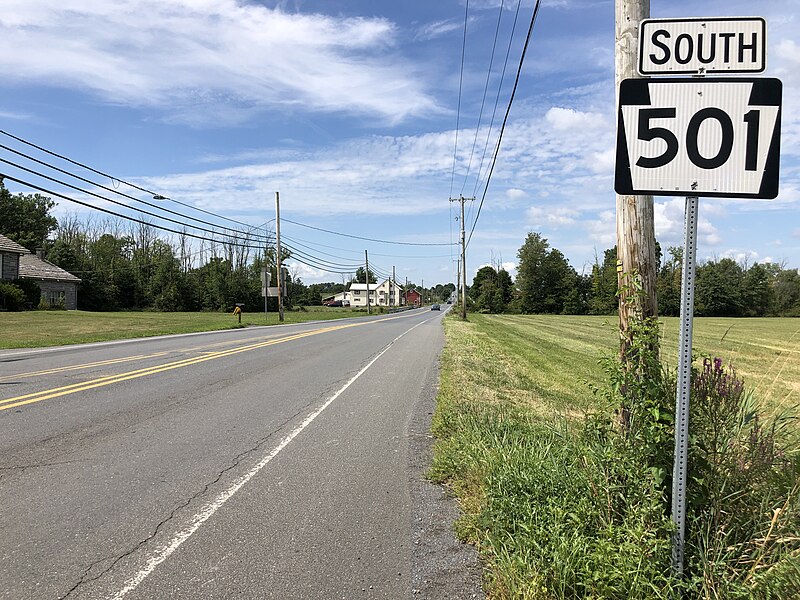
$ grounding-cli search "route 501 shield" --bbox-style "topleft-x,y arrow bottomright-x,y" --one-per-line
615,77 -> 781,199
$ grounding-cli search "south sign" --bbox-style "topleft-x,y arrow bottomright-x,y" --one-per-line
639,17 -> 766,75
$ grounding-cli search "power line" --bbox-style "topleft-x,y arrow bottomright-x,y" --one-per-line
449,0 -> 470,199
281,233 -> 452,259
467,0 -> 542,249
282,217 -> 456,247
1,173 -> 266,250
0,156 -> 273,246
2,164 -> 394,276
460,0 -> 505,197
0,128 -> 262,232
0,142 -> 273,244
5,172 -> 368,280
471,0 -> 523,201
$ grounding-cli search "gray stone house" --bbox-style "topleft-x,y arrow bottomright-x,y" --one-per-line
0,233 -> 81,309
0,233 -> 26,281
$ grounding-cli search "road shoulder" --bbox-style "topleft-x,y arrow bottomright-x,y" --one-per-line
407,338 -> 484,599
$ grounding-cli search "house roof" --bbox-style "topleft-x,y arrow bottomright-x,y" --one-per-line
0,233 -> 28,254
349,279 -> 402,292
19,254 -> 81,283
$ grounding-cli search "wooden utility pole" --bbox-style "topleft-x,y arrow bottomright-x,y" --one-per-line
450,195 -> 473,319
615,0 -> 657,348
392,265 -> 396,306
365,250 -> 371,315
275,191 -> 284,322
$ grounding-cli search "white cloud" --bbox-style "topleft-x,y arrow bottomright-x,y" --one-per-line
501,261 -> 517,275
544,107 -> 607,132
506,188 -> 527,200
716,249 -> 764,266
0,110 -> 31,120
415,19 -> 462,41
286,262 -> 328,283
0,0 -> 439,124
585,209 -> 615,246
589,148 -> 615,175
654,198 -> 720,246
526,205 -> 579,227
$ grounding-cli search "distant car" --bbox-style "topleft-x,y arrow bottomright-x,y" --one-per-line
431,304 -> 440,311
342,300 -> 351,307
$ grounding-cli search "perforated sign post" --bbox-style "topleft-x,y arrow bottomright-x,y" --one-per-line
615,16 -> 781,577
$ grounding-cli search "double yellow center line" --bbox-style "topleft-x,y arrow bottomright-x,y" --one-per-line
0,321 -> 362,412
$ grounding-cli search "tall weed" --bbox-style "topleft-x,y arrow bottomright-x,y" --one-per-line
431,314 -> 799,598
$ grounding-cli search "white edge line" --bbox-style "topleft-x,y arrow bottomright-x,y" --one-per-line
108,316 -> 433,600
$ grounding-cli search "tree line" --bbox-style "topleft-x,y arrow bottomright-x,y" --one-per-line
470,232 -> 800,317
0,184 -> 454,311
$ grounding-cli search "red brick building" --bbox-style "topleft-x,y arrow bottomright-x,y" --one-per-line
403,288 -> 422,307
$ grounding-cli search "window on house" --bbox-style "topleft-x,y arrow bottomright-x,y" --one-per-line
47,290 -> 66,307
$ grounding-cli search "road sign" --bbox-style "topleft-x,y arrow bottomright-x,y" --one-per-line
262,286 -> 280,297
615,77 -> 781,199
639,17 -> 766,75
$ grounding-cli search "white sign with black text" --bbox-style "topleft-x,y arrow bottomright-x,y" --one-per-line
639,17 -> 766,75
615,77 -> 781,199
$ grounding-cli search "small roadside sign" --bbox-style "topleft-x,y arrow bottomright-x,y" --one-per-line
639,17 -> 766,75
615,77 -> 781,198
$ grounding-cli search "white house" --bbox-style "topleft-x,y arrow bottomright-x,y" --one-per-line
348,279 -> 403,308
321,290 -> 351,305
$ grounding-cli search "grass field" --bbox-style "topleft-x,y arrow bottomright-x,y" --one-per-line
444,314 -> 798,416
431,314 -> 800,598
0,308 -> 376,349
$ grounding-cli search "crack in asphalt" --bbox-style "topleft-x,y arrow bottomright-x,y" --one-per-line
58,401 -> 317,599
0,459 -> 83,483
0,459 -> 81,472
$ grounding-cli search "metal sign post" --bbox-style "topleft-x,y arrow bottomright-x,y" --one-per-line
614,15 -> 782,578
671,194 -> 698,574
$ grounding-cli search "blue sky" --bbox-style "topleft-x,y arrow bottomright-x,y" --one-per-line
1,0 -> 798,287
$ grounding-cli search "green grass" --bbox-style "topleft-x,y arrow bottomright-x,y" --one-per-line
451,314 -> 798,415
431,313 -> 800,599
0,307 -> 375,349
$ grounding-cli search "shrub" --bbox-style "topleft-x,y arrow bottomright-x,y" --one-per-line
12,279 -> 41,307
0,282 -> 26,311
683,358 -> 800,598
598,318 -> 800,598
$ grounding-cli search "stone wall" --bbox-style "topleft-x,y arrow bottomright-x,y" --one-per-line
0,252 -> 20,280
38,280 -> 79,310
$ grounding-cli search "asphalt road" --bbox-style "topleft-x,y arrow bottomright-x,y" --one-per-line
0,308 -> 483,600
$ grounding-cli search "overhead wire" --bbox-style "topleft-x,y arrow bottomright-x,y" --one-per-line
281,232 -> 454,259
0,129 -> 261,232
466,0 -> 542,250
0,142 -> 273,244
2,175 -> 362,279
0,156 -> 273,246
449,0 -> 470,200
459,0 -> 505,197
0,131 -> 456,279
0,174 -> 264,250
471,0 -> 523,201
282,217 -> 456,247
3,166 -> 412,279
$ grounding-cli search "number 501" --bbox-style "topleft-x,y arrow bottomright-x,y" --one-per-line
636,107 -> 761,171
